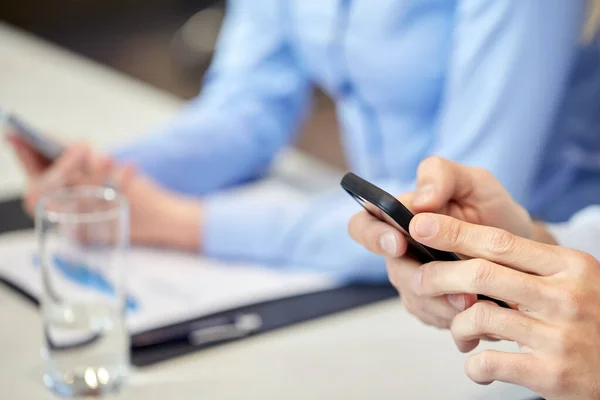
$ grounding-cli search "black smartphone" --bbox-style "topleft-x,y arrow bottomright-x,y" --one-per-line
341,172 -> 509,309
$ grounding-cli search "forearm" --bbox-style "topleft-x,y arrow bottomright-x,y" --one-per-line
114,0 -> 310,196
114,108 -> 280,196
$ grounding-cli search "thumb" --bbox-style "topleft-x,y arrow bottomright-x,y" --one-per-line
411,157 -> 476,212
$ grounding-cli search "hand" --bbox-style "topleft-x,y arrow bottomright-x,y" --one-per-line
7,138 -> 117,215
409,213 -> 600,400
7,135 -> 201,251
6,132 -> 55,176
410,156 -> 532,239
348,156 -> 531,328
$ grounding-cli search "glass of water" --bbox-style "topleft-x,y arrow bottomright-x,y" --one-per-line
36,186 -> 129,398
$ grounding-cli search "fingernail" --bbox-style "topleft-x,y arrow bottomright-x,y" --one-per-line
379,232 -> 398,256
448,294 -> 466,311
413,184 -> 436,206
412,269 -> 422,290
414,215 -> 438,238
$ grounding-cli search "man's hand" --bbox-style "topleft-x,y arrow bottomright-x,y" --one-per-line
348,156 -> 533,328
409,156 -> 532,238
408,213 -> 600,400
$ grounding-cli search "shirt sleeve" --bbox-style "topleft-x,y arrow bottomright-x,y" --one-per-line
203,0 -> 586,281
114,0 -> 311,195
202,179 -> 410,283
430,0 -> 585,205
547,206 -> 600,261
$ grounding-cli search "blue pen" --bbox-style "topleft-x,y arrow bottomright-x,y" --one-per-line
32,254 -> 138,312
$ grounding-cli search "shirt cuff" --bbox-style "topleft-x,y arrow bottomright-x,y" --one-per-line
202,190 -> 390,283
203,195 -> 297,264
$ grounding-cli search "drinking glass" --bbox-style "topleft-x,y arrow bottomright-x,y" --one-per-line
36,186 -> 129,398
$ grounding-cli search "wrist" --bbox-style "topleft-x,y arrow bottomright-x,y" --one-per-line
121,173 -> 203,251
156,196 -> 202,252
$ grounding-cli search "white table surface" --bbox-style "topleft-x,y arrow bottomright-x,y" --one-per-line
0,22 -> 536,399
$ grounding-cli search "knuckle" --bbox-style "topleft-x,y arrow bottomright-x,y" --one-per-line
571,250 -> 600,277
472,167 -> 495,182
420,263 -> 439,292
470,260 -> 496,290
471,302 -> 494,332
433,317 -> 451,330
558,285 -> 590,320
444,219 -> 463,247
418,156 -> 445,175
486,229 -> 516,256
548,363 -> 574,396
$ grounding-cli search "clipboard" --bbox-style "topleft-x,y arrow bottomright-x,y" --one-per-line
0,197 -> 397,367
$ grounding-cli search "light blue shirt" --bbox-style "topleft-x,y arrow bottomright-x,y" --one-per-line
115,0 -> 594,282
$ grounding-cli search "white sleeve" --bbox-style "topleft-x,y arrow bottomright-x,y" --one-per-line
547,206 -> 600,259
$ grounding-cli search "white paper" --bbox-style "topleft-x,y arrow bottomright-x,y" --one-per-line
0,231 -> 337,334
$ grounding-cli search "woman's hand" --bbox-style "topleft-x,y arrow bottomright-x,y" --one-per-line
8,139 -> 118,215
8,135 -> 201,251
408,213 -> 600,400
348,156 -> 533,328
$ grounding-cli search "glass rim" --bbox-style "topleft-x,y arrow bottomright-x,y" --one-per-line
36,185 -> 128,224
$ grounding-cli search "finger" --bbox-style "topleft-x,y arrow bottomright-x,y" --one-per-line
465,351 -> 542,390
415,258 -> 547,310
412,157 -> 476,210
387,258 -> 475,318
451,302 -> 548,353
348,210 -> 408,257
86,154 -> 113,186
409,213 -> 563,276
447,293 -> 478,312
410,307 -> 453,329
396,192 -> 415,212
111,163 -> 137,192
38,145 -> 88,189
420,296 -> 463,322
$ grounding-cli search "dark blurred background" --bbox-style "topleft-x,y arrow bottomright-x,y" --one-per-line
1,0 -> 346,168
